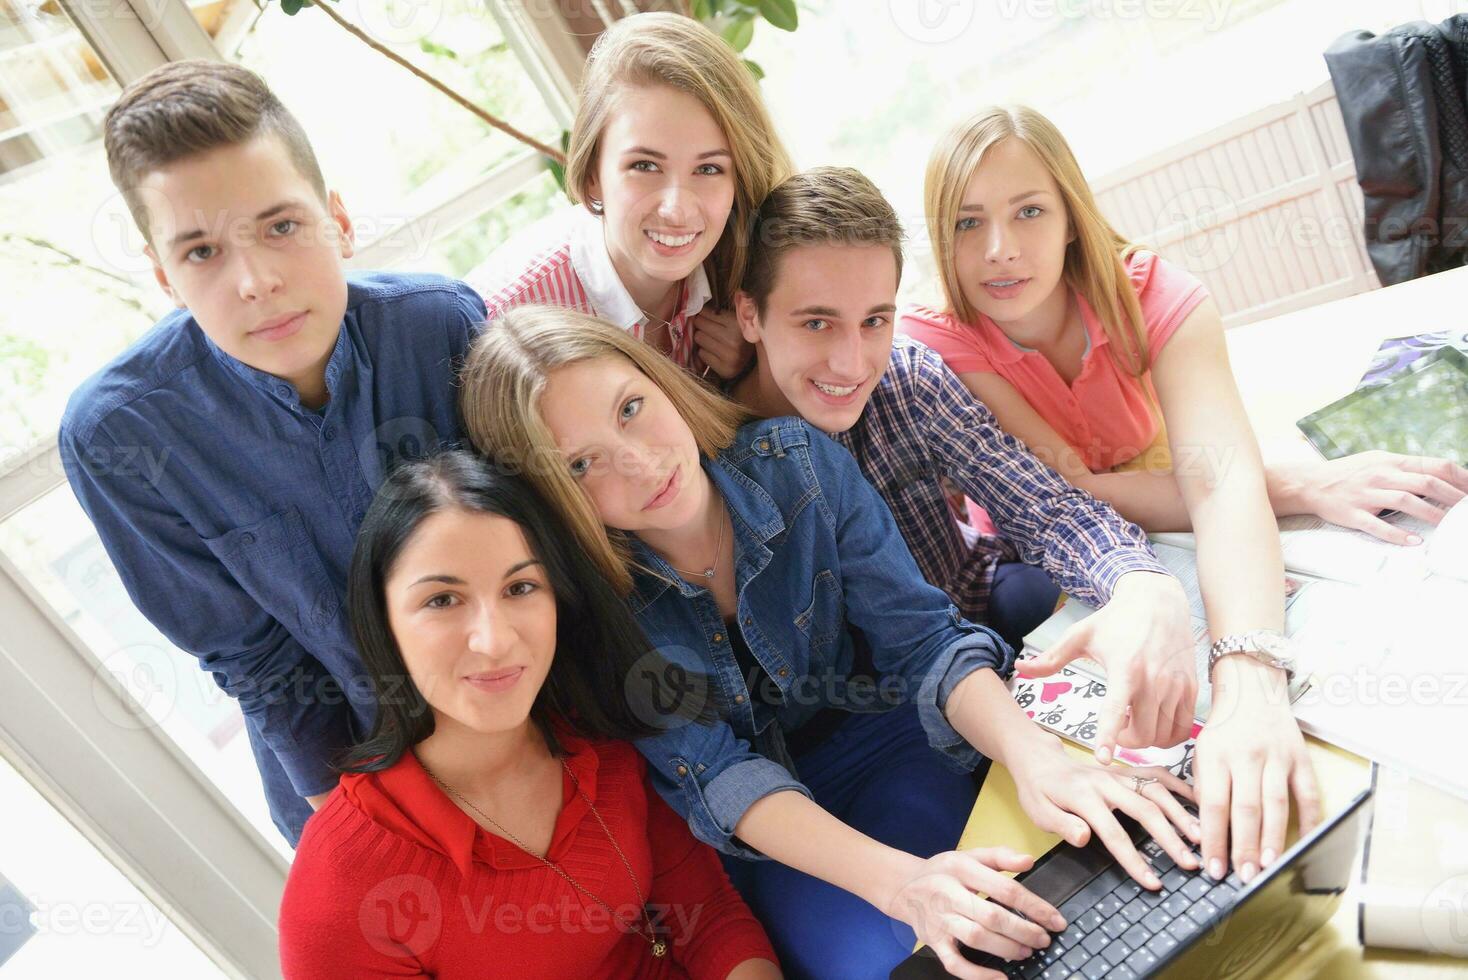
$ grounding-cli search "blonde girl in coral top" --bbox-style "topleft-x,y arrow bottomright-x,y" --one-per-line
906,105 -> 1355,900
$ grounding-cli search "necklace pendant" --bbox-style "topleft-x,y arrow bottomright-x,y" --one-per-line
702,567 -> 715,579
652,940 -> 668,958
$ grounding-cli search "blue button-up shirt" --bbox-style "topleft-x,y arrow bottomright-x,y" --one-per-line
59,272 -> 486,844
627,417 -> 1016,859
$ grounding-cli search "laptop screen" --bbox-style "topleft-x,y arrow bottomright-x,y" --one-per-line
1155,789 -> 1372,979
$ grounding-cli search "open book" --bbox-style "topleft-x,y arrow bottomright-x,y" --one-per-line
1015,510 -> 1468,801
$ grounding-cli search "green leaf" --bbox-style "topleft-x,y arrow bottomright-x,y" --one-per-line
722,15 -> 755,52
690,0 -> 711,22
756,0 -> 797,31
742,58 -> 765,80
546,156 -> 566,194
280,0 -> 305,14
418,39 -> 458,59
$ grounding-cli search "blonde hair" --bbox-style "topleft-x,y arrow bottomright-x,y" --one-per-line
564,12 -> 793,309
924,105 -> 1151,376
458,305 -> 750,595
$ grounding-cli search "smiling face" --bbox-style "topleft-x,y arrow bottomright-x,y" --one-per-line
537,354 -> 706,535
139,133 -> 353,404
384,508 -> 557,737
586,84 -> 736,298
736,244 -> 898,434
952,137 -> 1074,332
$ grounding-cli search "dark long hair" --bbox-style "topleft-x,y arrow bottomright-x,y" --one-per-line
339,450 -> 708,773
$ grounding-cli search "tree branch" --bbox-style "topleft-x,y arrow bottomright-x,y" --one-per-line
306,0 -> 566,164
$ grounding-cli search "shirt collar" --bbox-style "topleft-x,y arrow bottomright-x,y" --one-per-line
629,425 -> 795,610
341,726 -> 600,882
569,206 -> 713,330
202,316 -> 351,412
974,289 -> 1109,364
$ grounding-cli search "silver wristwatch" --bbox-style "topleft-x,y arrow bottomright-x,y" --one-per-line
1207,630 -> 1297,682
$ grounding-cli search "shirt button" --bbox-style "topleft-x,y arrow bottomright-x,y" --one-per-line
734,694 -> 745,704
743,616 -> 752,625
758,439 -> 770,451
675,764 -> 689,778
275,385 -> 291,398
323,426 -> 336,441
239,532 -> 256,546
777,668 -> 789,678
712,633 -> 724,644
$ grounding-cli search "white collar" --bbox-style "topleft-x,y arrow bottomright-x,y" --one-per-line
569,206 -> 713,328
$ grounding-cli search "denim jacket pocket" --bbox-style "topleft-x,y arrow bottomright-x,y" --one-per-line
203,507 -> 341,637
792,568 -> 844,658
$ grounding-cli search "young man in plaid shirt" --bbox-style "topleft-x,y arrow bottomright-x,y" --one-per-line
727,167 -> 1200,764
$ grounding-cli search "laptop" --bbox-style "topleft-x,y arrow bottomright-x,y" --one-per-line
892,788 -> 1373,979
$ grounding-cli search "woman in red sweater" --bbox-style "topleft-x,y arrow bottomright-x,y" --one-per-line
278,451 -> 780,979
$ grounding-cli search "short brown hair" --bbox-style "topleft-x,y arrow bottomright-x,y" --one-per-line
742,166 -> 905,314
103,59 -> 327,243
563,12 -> 793,310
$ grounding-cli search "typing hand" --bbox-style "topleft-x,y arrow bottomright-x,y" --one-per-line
1008,737 -> 1201,889
1018,571 -> 1197,763
691,307 -> 755,380
1194,656 -> 1321,884
1282,451 -> 1468,544
885,847 -> 1066,979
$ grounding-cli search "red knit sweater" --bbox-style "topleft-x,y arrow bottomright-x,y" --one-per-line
278,733 -> 775,978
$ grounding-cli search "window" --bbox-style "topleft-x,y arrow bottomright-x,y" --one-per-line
212,0 -> 566,276
0,752 -> 224,976
0,2 -> 161,453
0,485 -> 290,859
745,0 -> 1456,302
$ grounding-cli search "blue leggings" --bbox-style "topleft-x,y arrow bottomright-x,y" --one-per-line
721,704 -> 979,980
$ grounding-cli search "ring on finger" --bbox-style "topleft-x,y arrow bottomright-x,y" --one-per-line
1129,774 -> 1159,794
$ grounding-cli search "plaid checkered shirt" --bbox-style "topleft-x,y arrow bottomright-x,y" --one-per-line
828,337 -> 1168,624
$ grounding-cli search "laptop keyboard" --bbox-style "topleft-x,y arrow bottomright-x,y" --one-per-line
997,838 -> 1244,980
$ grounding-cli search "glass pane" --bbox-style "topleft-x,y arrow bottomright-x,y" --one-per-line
406,169 -> 561,278
745,0 -> 1442,303
0,3 -> 166,450
0,486 -> 291,861
0,752 -> 226,976
215,0 -> 563,236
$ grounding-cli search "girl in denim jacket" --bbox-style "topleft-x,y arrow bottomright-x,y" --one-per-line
461,306 -> 1198,980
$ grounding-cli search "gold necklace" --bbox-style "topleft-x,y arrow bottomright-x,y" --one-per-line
423,760 -> 667,957
666,507 -> 726,581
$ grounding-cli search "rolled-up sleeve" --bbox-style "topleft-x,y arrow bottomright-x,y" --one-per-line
809,429 -> 1015,770
635,719 -> 812,860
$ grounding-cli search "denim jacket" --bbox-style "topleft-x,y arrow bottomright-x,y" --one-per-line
627,418 -> 1016,858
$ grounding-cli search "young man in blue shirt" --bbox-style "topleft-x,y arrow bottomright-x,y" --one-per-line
59,60 -> 485,845
727,166 -> 1320,894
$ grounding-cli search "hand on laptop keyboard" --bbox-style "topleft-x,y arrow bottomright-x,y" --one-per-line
1006,843 -> 1245,980
1008,747 -> 1202,889
885,846 -> 1068,979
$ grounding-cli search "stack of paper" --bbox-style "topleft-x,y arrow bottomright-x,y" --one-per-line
1016,510 -> 1468,800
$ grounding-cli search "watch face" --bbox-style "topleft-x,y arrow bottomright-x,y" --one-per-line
1255,633 -> 1289,656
